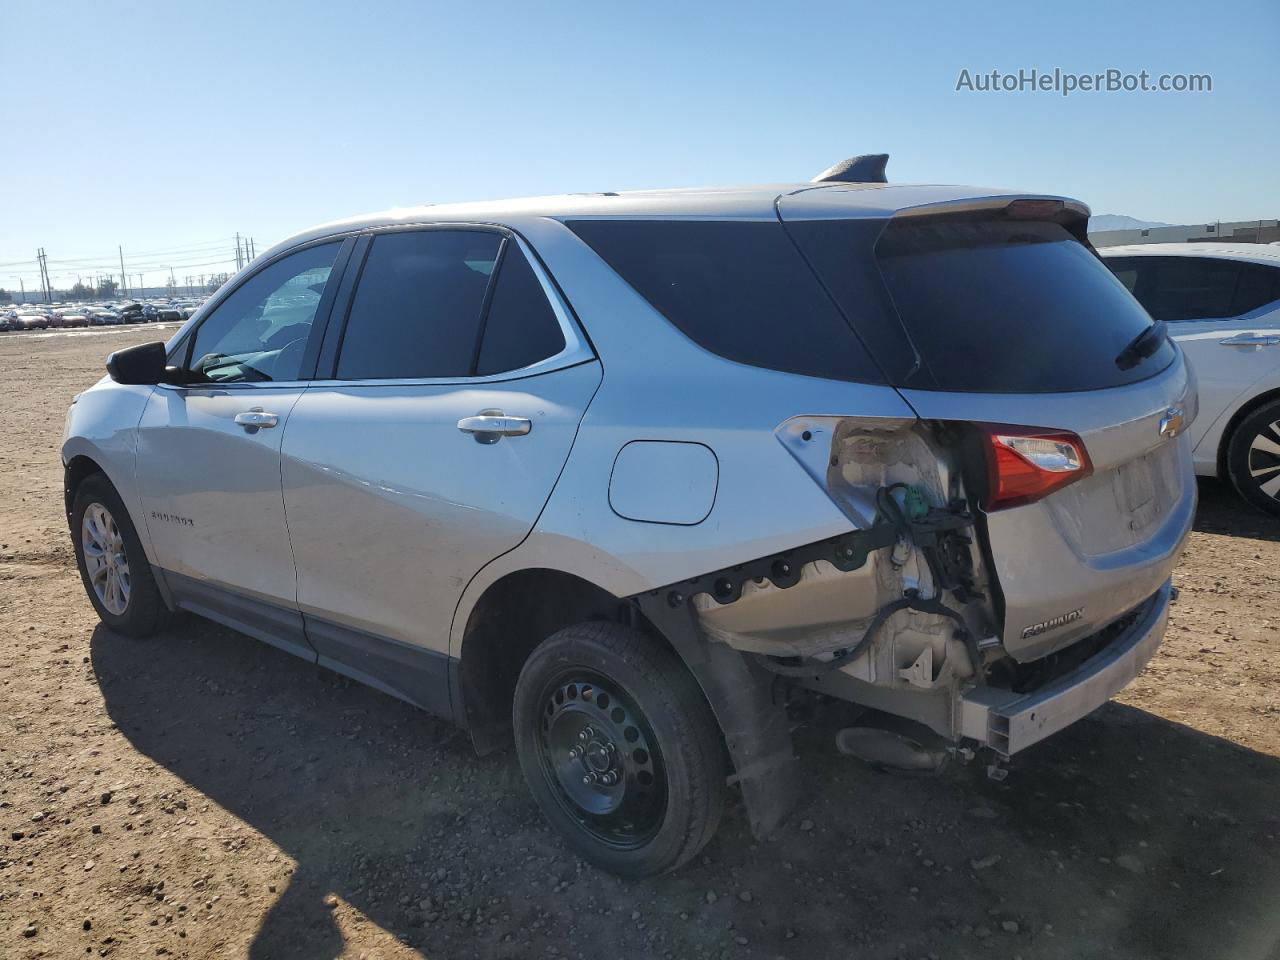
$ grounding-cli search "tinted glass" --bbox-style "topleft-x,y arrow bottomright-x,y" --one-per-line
1232,262 -> 1280,316
565,219 -> 885,383
189,242 -> 339,383
476,244 -> 566,375
873,219 -> 1174,392
1137,257 -> 1240,321
1109,263 -> 1139,293
337,231 -> 501,379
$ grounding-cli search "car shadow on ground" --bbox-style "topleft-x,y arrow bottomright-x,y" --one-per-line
88,487 -> 1280,960
1195,477 -> 1280,541
92,628 -> 1280,960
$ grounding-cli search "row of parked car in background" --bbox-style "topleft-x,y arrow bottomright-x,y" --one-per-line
0,297 -> 206,332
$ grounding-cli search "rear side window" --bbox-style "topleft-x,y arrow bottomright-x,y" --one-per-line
872,219 -> 1174,392
475,244 -> 566,375
337,231 -> 501,379
565,219 -> 885,384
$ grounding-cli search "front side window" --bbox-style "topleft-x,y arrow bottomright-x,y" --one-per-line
188,242 -> 339,383
336,231 -> 502,379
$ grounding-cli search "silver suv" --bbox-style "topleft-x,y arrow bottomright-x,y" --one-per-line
64,159 -> 1196,876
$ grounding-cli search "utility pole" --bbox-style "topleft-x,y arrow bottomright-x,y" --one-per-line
234,233 -> 243,271
38,248 -> 54,303
119,245 -> 128,298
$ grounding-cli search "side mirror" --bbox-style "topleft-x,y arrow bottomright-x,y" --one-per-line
106,341 -> 168,385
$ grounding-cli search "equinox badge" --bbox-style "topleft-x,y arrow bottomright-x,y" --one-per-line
1021,608 -> 1083,639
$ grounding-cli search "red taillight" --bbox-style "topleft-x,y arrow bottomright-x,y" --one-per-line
981,425 -> 1092,511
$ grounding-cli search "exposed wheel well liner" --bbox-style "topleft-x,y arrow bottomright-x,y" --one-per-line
456,566 -> 802,839
64,455 -> 106,519
455,569 -> 670,755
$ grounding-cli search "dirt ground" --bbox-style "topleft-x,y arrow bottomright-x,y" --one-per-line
1,326 -> 1277,960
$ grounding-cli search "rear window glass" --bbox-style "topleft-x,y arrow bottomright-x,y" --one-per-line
873,219 -> 1175,392
565,219 -> 885,384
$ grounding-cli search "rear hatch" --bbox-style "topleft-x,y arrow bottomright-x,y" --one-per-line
780,189 -> 1197,661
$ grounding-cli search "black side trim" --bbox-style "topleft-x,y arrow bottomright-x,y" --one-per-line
162,571 -> 455,722
299,236 -> 358,380
165,571 -> 314,661
305,615 -> 455,721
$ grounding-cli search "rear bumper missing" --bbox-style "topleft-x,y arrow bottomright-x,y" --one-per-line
959,580 -> 1171,756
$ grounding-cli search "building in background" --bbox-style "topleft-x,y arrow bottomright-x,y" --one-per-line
1091,218 -> 1280,248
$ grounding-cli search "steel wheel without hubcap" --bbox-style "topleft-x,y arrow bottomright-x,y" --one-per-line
82,502 -> 130,615
536,673 -> 667,850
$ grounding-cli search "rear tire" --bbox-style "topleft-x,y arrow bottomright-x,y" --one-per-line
513,622 -> 726,877
71,473 -> 172,637
1225,400 -> 1280,518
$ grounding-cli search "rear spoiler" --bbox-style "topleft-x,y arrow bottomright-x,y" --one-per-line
889,195 -> 1094,245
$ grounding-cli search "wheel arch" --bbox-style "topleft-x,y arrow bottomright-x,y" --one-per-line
1216,385 -> 1280,481
454,567 -> 671,755
64,453 -> 108,520
452,563 -> 800,839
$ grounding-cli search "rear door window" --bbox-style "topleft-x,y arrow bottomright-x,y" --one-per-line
336,231 -> 501,379
1141,257 -> 1240,321
565,219 -> 886,383
869,219 -> 1174,392
1107,256 -> 1280,321
1232,262 -> 1280,316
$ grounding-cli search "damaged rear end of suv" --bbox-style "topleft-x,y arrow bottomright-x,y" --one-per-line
486,172 -> 1195,874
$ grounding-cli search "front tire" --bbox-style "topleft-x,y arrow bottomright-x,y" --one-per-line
1225,400 -> 1280,518
71,473 -> 171,637
513,622 -> 726,877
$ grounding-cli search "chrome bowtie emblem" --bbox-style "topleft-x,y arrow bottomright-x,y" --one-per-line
1159,405 -> 1186,439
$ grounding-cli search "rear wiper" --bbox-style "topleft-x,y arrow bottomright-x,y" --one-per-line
1115,320 -> 1167,371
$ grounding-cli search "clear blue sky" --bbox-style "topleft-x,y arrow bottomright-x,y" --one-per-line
3,0 -> 1277,293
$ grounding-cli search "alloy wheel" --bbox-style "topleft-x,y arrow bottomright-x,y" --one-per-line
82,502 -> 131,615
1247,419 -> 1280,502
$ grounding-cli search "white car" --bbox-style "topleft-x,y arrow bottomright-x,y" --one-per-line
1102,244 -> 1280,516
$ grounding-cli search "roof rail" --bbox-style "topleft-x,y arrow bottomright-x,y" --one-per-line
811,153 -> 889,184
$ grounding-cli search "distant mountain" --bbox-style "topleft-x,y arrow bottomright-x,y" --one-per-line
1089,214 -> 1170,232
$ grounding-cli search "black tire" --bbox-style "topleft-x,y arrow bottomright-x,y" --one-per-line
1225,399 -> 1280,518
71,473 -> 172,637
513,622 -> 726,877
